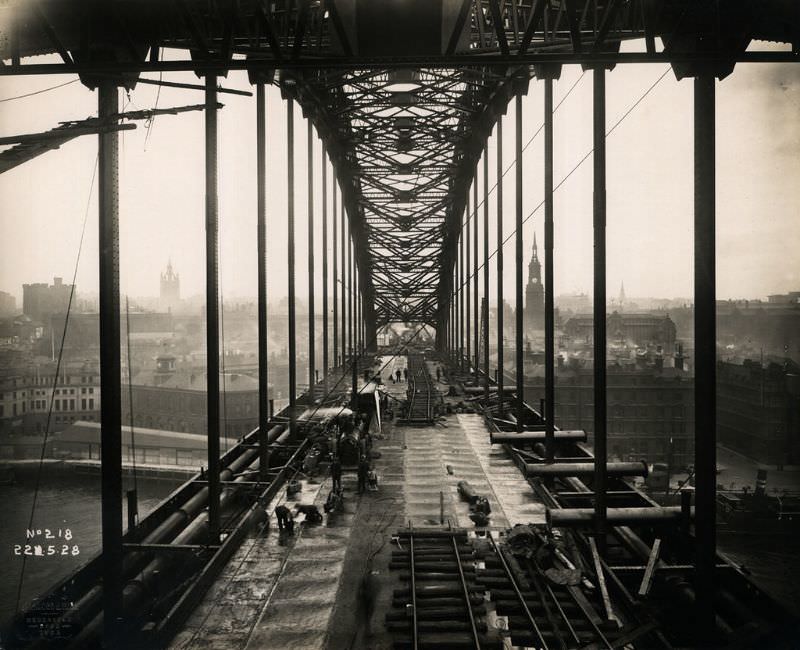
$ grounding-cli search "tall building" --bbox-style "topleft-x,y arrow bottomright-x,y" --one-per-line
524,234 -> 544,336
523,361 -> 695,467
22,277 -> 73,323
160,260 -> 181,312
0,354 -> 101,436
717,359 -> 800,466
122,355 -> 263,438
0,291 -> 16,317
564,311 -> 677,348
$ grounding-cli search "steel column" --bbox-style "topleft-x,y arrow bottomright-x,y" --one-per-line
256,84 -> 269,480
694,73 -> 716,637
592,67 -> 607,547
348,224 -> 352,364
98,81 -> 123,645
473,170 -> 479,377
307,122 -> 316,397
322,145 -> 329,391
515,95 -> 524,434
356,267 -> 362,354
287,99 -> 297,421
459,203 -> 465,371
332,178 -> 338,368
341,194 -> 346,366
204,76 -> 221,544
544,77 -> 555,462
483,145 -> 490,401
466,188 -> 471,374
496,116 -> 504,416
348,228 -> 356,404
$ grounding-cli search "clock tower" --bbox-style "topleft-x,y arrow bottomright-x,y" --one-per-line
524,234 -> 545,335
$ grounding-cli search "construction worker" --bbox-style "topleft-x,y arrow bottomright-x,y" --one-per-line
275,505 -> 294,534
357,455 -> 369,494
436,366 -> 441,382
403,368 -> 409,382
331,455 -> 342,492
395,369 -> 402,383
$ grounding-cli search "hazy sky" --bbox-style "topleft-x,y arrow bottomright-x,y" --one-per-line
1,42 -> 798,316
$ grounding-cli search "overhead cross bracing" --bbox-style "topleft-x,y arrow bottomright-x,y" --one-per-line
291,65 -> 516,327
1,0 -> 796,71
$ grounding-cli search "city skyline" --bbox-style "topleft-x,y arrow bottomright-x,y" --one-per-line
1,45 -> 799,308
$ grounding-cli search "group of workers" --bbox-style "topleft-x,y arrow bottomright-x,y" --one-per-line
390,367 -> 409,383
267,405 -> 380,536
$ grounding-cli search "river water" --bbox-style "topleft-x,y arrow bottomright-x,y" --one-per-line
0,470 -> 183,626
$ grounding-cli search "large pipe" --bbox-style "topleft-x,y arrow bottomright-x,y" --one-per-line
98,80 -> 123,645
694,73 -> 717,636
464,385 -> 518,394
205,75 -> 221,545
547,505 -> 691,529
592,66 -> 608,547
490,430 -> 587,444
525,461 -> 648,479
68,443 -> 275,647
57,425 -> 288,635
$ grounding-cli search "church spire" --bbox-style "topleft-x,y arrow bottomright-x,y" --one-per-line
528,232 -> 542,286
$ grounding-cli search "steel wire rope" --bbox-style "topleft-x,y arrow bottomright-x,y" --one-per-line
452,66 -> 672,297
460,70 -> 587,233
0,78 -> 79,103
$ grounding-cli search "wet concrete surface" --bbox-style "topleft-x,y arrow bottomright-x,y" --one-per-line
169,470 -> 358,650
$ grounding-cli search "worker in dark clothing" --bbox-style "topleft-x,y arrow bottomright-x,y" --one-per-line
331,456 -> 342,492
357,456 -> 369,494
395,369 -> 402,383
403,368 -> 409,382
436,366 -> 441,382
275,505 -> 294,533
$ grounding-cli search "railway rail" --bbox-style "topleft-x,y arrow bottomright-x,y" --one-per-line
387,528 -> 488,649
402,354 -> 438,425
385,525 -> 648,649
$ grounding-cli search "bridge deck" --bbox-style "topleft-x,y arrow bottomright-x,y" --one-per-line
169,356 -> 547,649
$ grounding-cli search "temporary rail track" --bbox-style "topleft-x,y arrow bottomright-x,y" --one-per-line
386,526 -> 643,649
388,528 -> 487,649
402,354 -> 438,425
